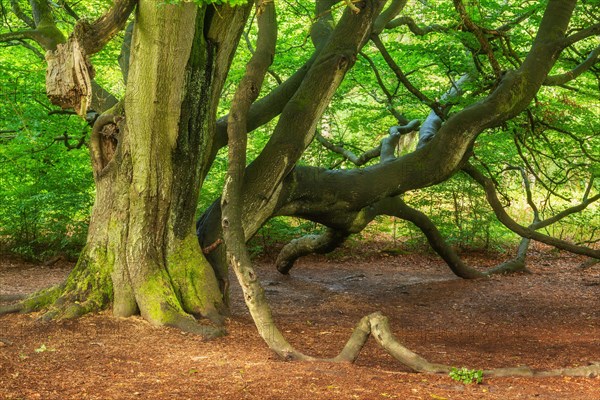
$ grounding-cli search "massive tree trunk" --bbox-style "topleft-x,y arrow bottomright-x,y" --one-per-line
11,1 -> 251,335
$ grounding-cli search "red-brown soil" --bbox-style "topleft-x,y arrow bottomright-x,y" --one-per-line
1,247 -> 599,399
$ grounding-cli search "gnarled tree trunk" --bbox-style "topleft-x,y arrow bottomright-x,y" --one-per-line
11,1 -> 251,336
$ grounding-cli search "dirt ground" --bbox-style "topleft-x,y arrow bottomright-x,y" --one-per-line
1,245 -> 599,400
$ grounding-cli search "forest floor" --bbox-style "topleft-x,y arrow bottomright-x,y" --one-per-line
0,244 -> 599,400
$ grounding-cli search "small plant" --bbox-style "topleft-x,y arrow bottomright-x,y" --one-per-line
449,367 -> 483,384
34,344 -> 56,353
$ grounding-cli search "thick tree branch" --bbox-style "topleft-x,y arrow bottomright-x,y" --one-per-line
74,0 -> 137,55
372,0 -> 407,34
27,0 -> 65,50
379,197 -> 485,279
222,0 -> 308,360
243,30 -> 283,84
276,228 -> 350,274
213,52 -> 319,153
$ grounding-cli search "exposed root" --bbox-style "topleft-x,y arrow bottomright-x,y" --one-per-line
0,294 -> 27,302
0,303 -> 23,315
165,312 -> 227,339
330,312 -> 599,377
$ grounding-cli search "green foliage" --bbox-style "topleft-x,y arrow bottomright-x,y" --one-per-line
449,367 -> 484,385
1,0 -> 598,260
0,44 -> 94,260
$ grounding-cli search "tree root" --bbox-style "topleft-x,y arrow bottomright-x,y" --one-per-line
262,309 -> 598,378
0,303 -> 23,315
0,294 -> 27,302
329,312 -> 600,377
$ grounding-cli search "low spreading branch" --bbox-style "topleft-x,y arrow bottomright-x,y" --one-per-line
276,228 -> 350,274
464,163 -> 600,259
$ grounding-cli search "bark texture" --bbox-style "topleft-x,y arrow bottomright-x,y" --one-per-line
8,1 -> 252,336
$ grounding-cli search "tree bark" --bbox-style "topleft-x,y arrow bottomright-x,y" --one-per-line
12,1 -> 252,335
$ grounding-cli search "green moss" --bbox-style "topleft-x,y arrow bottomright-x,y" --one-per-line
21,285 -> 63,312
166,234 -> 223,315
21,245 -> 116,318
136,269 -> 186,325
62,246 -> 114,309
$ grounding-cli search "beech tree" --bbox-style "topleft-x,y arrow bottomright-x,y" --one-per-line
1,0 -> 599,376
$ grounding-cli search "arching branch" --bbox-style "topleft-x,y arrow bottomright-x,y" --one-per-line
463,163 -> 600,259
385,16 -> 449,35
74,0 -> 137,55
561,23 -> 600,48
544,45 -> 600,86
276,228 -> 350,274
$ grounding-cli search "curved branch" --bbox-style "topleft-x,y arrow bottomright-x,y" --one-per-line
561,23 -> 600,48
220,0 -> 301,359
75,0 -> 137,55
385,16 -> 449,35
378,197 -> 485,279
276,228 -> 350,274
463,163 -> 600,259
544,45 -> 600,86
372,0 -> 407,34
26,0 -> 66,50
